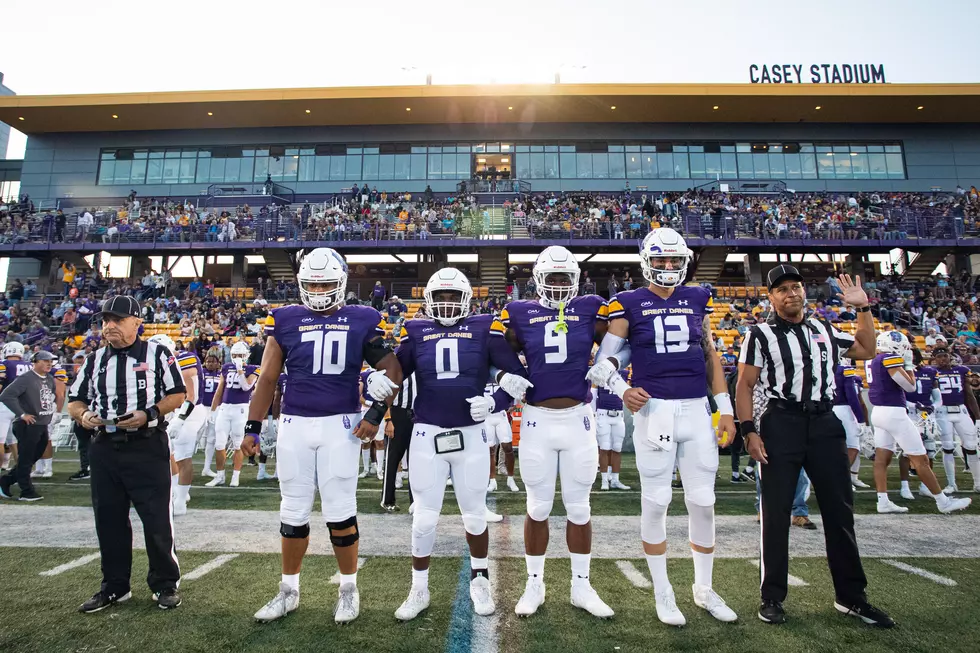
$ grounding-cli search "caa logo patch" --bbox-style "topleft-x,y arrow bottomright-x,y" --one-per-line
342,415 -> 351,429
423,327 -> 434,333
527,309 -> 539,314
302,317 -> 315,323
482,429 -> 487,443
583,416 -> 591,432
641,301 -> 654,307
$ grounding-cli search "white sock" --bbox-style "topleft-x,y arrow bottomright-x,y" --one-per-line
231,470 -> 241,484
258,463 -> 266,475
171,474 -> 179,494
967,453 -> 979,487
2,453 -> 8,467
601,472 -> 609,483
377,449 -> 385,474
569,552 -> 591,585
34,460 -> 43,473
606,466 -> 612,474
900,480 -> 910,493
877,491 -> 889,503
204,444 -> 215,470
177,484 -> 190,504
525,554 -> 545,579
339,572 -> 357,586
217,469 -> 226,480
943,453 -> 957,486
645,553 -> 670,592
692,550 -> 713,588
471,556 -> 489,578
44,458 -> 53,473
935,492 -> 950,509
282,573 -> 299,592
612,472 -> 620,483
850,456 -> 861,474
920,482 -> 932,496
412,567 -> 429,589
362,449 -> 371,471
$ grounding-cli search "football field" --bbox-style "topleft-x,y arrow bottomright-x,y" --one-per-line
2,453 -> 979,653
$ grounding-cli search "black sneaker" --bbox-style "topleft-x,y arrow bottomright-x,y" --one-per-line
247,456 -> 257,466
381,503 -> 400,513
730,474 -> 748,484
19,488 -> 43,502
153,588 -> 182,610
758,599 -> 786,624
79,590 -> 132,613
834,599 -> 895,628
69,469 -> 91,481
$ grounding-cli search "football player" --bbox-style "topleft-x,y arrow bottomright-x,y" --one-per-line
831,358 -> 870,490
484,379 -> 519,493
30,361 -> 68,479
867,333 -> 970,514
0,343 -> 31,471
206,341 -> 260,488
249,247 -> 402,625
596,368 -> 631,491
199,352 -> 222,477
392,267 -> 529,622
932,347 -> 980,493
502,245 -> 614,618
357,368 -> 373,478
905,348 -> 941,498
588,228 -> 737,626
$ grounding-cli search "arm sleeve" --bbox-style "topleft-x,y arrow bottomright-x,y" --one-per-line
68,353 -> 96,404
738,328 -> 764,367
0,376 -> 26,416
844,374 -> 863,419
931,387 -> 943,408
157,347 -> 187,396
394,326 -> 416,378
888,368 -> 917,392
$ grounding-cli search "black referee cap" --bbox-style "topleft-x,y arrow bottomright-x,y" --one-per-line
767,264 -> 804,290
95,295 -> 141,320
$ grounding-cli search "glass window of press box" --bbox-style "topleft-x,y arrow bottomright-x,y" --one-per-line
97,142 -> 906,185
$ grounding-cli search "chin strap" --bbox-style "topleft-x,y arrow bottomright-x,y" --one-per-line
555,301 -> 569,333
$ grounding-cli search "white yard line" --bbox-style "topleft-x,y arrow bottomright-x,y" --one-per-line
38,552 -> 100,576
615,560 -> 652,589
748,559 -> 809,586
328,558 -> 367,584
183,553 -> 240,581
880,559 -> 957,586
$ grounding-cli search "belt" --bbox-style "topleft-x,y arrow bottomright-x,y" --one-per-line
770,399 -> 834,414
95,425 -> 162,443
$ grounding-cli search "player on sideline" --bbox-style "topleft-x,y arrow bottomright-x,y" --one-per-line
30,362 -> 68,478
249,247 -> 402,625
0,343 -> 32,471
831,358 -> 870,490
588,228 -> 737,626
484,379 -> 519,493
932,347 -> 980,493
502,245 -> 614,618
392,267 -> 529,622
206,342 -> 260,488
199,352 -> 223,477
596,368 -> 631,490
148,334 -> 206,515
905,348 -> 941,498
867,332 -> 970,514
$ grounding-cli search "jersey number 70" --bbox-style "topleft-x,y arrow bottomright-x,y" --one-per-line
302,331 -> 347,375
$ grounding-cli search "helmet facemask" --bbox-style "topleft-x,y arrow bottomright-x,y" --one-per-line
299,277 -> 346,313
641,253 -> 690,288
535,270 -> 579,310
425,288 -> 471,326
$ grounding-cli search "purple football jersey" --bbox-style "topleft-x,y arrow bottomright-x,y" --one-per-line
606,285 -> 713,400
201,368 -> 222,408
270,303 -> 385,417
596,369 -> 629,410
936,365 -> 970,406
176,351 -> 205,406
270,373 -> 288,416
0,359 -> 33,391
396,314 -> 526,428
360,369 -> 372,404
501,295 -> 607,405
867,354 -> 907,408
220,363 -> 262,405
832,365 -> 864,419
906,366 -> 938,405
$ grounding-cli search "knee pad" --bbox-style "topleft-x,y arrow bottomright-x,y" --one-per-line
461,510 -> 487,536
641,492 -> 670,544
412,507 -> 440,558
326,515 -> 359,547
685,499 -> 715,549
596,428 -> 612,451
565,501 -> 591,526
683,483 -> 716,508
280,522 -> 310,539
526,493 -> 554,522
610,428 -> 626,453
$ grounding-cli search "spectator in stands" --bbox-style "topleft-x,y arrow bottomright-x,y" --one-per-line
60,262 -> 76,296
76,209 -> 93,242
581,273 -> 595,295
22,280 -> 36,301
371,281 -> 386,311
607,274 -> 619,300
924,327 -> 947,350
253,293 -> 269,313
188,277 -> 203,297
386,295 -> 408,330
838,305 -> 857,322
249,333 -> 265,365
275,279 -> 287,301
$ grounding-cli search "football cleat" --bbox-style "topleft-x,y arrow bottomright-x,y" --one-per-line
395,586 -> 430,621
851,476 -> 870,489
899,487 -> 915,501
254,582 -> 299,622
446,477 -> 453,487
487,478 -> 498,492
358,470 -> 369,479
334,583 -> 359,624
600,477 -> 609,490
570,582 -> 614,618
937,496 -> 972,514
256,469 -> 271,481
229,476 -> 240,488
610,479 -> 631,490
507,477 -> 520,492
876,499 -> 908,514
943,483 -> 959,494
692,584 -> 737,622
485,507 -> 503,523
655,586 -> 686,626
919,483 -> 934,498
202,468 -> 216,478
172,501 -> 187,517
395,472 -> 404,489
370,463 -> 378,476
515,577 -> 546,617
205,475 -> 224,487
470,576 -> 495,616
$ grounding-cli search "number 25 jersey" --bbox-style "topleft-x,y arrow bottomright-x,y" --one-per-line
606,285 -> 713,400
267,303 -> 385,417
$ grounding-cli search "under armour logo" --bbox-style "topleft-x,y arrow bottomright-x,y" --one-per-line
676,300 -> 689,306
566,308 -> 576,314
337,317 -> 348,323
458,326 -> 469,331
415,430 -> 426,437
283,418 -> 292,423
659,434 -> 671,442
526,421 -> 537,428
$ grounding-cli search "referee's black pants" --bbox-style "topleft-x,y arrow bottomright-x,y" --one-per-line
75,422 -> 95,471
2,422 -> 48,493
90,428 -> 180,596
381,407 -> 413,507
758,402 -> 867,605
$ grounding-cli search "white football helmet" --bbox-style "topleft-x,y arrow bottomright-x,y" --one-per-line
2,342 -> 25,359
424,267 -> 472,326
876,330 -> 910,355
640,228 -> 692,288
298,247 -> 348,312
231,341 -> 250,364
148,334 -> 176,351
533,246 -> 580,309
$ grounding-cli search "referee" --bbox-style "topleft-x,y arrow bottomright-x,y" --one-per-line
381,372 -> 415,510
736,266 -> 893,628
67,295 -> 187,614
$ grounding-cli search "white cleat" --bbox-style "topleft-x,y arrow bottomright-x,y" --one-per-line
370,463 -> 378,476
470,576 -> 495,616
515,577 -> 546,616
446,477 -> 453,487
944,483 -> 959,494
692,584 -> 737,623
487,478 -> 497,492
507,476 -> 520,492
876,499 -> 909,514
256,469 -> 271,481
358,470 -> 368,479
900,487 -> 915,501
172,501 -> 187,517
919,484 -> 934,498
40,470 -> 53,479
229,476 -> 240,488
937,496 -> 972,514
974,485 -> 980,494
600,478 -> 609,490
655,586 -> 686,627
570,582 -> 614,618
205,475 -> 225,487
395,586 -> 430,621
610,479 -> 631,490
254,582 -> 299,622
851,477 -> 869,489
334,583 -> 360,624
408,503 -> 415,515
395,472 -> 404,489
202,468 -> 216,478
485,507 -> 503,523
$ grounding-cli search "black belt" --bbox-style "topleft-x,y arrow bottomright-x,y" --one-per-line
770,399 -> 834,414
95,426 -> 161,443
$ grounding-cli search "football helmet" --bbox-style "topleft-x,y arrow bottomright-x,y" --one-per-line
298,247 -> 348,312
424,267 -> 472,326
639,228 -> 692,288
533,246 -> 580,309
231,341 -> 250,364
876,330 -> 910,355
1,342 -> 25,359
148,334 -> 176,351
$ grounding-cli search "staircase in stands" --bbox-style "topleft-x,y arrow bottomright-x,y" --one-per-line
479,248 -> 509,296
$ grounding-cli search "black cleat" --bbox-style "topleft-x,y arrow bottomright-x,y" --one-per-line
153,588 -> 182,610
18,488 -> 43,502
834,600 -> 894,628
758,599 -> 786,624
79,590 -> 132,613
69,469 -> 91,481
730,474 -> 748,484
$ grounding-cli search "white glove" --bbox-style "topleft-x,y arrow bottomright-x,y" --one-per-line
51,412 -> 63,426
206,411 -> 216,427
586,359 -> 618,387
901,349 -> 914,370
167,417 -> 184,441
498,373 -> 533,401
466,395 -> 496,422
859,424 -> 875,459
366,369 -> 399,401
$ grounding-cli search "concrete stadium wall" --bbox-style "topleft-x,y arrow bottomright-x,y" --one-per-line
18,122 -> 980,203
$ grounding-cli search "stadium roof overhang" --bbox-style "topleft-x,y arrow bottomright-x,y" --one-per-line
1,83 -> 979,134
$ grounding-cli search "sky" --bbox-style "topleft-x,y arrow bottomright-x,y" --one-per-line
3,0 -> 978,157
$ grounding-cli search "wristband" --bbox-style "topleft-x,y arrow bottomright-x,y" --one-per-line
146,405 -> 161,422
607,373 -> 631,400
363,401 -> 387,426
739,421 -> 757,437
178,400 -> 195,420
856,306 -> 871,313
245,419 -> 263,437
713,393 -> 734,416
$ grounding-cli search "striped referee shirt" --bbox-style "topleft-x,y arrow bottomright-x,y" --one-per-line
392,373 -> 416,410
68,338 -> 186,421
738,315 -> 855,403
